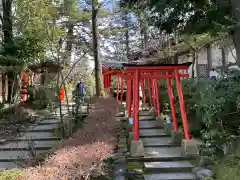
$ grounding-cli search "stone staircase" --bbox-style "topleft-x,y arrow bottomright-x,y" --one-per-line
117,112 -> 198,180
138,115 -> 197,180
0,105 -> 88,169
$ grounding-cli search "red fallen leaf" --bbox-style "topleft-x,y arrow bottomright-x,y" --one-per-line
22,97 -> 120,180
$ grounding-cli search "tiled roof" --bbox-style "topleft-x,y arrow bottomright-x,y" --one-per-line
102,60 -> 126,71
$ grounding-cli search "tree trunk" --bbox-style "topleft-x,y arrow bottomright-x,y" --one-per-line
64,22 -> 74,66
231,0 -> 240,66
123,12 -> 130,57
2,73 -> 6,103
139,12 -> 148,49
221,48 -> 227,70
192,52 -> 197,78
2,0 -> 14,103
92,0 -> 103,97
207,44 -> 213,77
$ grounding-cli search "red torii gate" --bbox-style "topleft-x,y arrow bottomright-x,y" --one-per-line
102,62 -> 191,143
122,62 -> 191,142
102,62 -> 125,103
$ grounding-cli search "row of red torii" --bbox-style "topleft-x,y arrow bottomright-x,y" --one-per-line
102,62 -> 192,142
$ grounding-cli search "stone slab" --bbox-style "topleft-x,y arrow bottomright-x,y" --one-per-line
144,161 -> 194,173
182,139 -> 204,156
0,162 -> 21,169
140,121 -> 157,129
141,137 -> 173,147
171,131 -> 183,145
0,150 -> 49,161
140,116 -> 155,121
25,124 -> 59,131
144,147 -> 182,158
130,140 -> 144,157
143,173 -> 196,180
0,140 -> 58,150
139,129 -> 167,137
17,132 -> 57,140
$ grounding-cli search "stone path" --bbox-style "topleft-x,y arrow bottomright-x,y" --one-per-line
0,105 -> 88,170
139,115 -> 197,180
116,112 -> 197,180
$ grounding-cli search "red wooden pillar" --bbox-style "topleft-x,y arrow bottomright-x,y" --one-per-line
127,77 -> 133,118
120,74 -> 124,104
151,79 -> 157,112
116,75 -> 120,101
155,79 -> 161,117
126,78 -> 129,116
174,69 -> 190,140
167,72 -> 178,132
147,79 -> 153,107
103,75 -> 106,88
108,74 -> 112,88
140,79 -> 146,106
133,69 -> 140,141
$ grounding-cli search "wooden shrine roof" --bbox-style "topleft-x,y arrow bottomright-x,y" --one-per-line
102,60 -> 128,71
123,62 -> 192,68
29,61 -> 62,73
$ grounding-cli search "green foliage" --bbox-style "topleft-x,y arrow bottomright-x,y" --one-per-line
174,71 -> 240,158
0,170 -> 22,180
83,75 -> 95,97
120,0 -> 234,36
214,155 -> 240,180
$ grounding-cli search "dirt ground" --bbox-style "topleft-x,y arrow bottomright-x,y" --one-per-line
22,97 -> 120,180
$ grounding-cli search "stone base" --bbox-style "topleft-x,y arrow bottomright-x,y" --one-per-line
104,88 -> 111,97
156,116 -> 164,127
116,117 -> 128,122
119,104 -> 125,111
130,140 -> 144,157
171,130 -> 183,145
181,139 -> 204,156
128,132 -> 134,142
164,122 -> 173,135
152,111 -> 157,118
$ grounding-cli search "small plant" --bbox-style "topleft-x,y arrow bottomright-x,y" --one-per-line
27,138 -> 36,158
0,170 -> 22,180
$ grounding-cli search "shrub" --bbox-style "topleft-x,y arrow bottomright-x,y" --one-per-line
214,155 -> 240,180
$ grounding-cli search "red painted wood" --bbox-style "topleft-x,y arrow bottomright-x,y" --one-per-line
167,75 -> 178,132
133,69 -> 140,141
155,79 -> 161,117
175,69 -> 190,140
147,79 -> 153,107
116,75 -> 120,100
140,80 -> 146,106
120,74 -> 124,104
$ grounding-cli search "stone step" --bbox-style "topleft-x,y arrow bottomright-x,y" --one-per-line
143,173 -> 196,180
20,124 -> 60,132
0,162 -> 22,169
139,129 -> 168,138
140,121 -> 158,129
16,132 -> 58,140
142,137 -> 178,147
128,156 -> 196,163
140,116 -> 155,121
0,140 -> 58,151
144,161 -> 194,173
144,147 -> 184,159
0,150 -> 49,162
